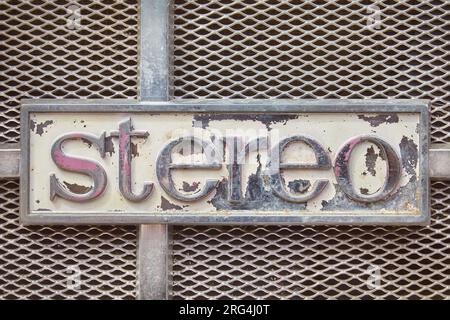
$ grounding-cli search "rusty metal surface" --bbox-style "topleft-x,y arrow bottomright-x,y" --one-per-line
20,100 -> 429,225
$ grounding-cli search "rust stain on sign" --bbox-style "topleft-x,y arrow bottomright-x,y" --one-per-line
63,181 -> 92,194
357,114 -> 399,127
30,119 -> 53,136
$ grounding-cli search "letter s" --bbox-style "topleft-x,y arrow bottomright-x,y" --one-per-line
50,132 -> 108,202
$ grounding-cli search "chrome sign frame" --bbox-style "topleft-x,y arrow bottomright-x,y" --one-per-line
20,99 -> 429,225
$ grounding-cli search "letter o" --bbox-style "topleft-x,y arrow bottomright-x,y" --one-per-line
334,135 -> 401,203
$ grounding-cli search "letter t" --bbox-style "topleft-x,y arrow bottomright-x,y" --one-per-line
110,118 -> 153,201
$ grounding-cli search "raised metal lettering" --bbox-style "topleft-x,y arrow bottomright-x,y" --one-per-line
50,132 -> 107,202
268,135 -> 331,202
110,118 -> 153,202
156,136 -> 222,201
226,136 -> 268,203
334,135 -> 401,202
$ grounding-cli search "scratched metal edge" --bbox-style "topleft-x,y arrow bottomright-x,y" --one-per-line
19,99 -> 430,226
19,103 -> 30,226
22,98 -> 428,110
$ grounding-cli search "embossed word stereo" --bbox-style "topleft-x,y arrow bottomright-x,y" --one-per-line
20,100 -> 429,225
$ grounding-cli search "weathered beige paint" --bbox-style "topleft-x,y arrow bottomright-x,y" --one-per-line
28,112 -> 420,216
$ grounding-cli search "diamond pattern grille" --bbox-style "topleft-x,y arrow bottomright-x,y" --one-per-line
0,0 -> 138,299
172,0 -> 450,143
171,182 -> 450,299
0,0 -> 449,300
0,0 -> 138,143
171,0 -> 450,299
0,180 -> 137,299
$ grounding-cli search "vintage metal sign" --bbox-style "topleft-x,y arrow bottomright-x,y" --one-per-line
20,100 -> 429,225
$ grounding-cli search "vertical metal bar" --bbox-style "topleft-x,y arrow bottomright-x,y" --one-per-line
137,0 -> 171,300
138,224 -> 170,299
139,0 -> 171,101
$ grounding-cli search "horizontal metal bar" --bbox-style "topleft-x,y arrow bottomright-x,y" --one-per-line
3,144 -> 450,180
429,144 -> 450,181
0,144 -> 20,179
22,98 -> 429,109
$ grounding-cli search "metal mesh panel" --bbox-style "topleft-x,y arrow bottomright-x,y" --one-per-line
171,0 -> 450,299
0,180 -> 137,299
171,181 -> 450,300
0,0 -> 138,299
172,0 -> 450,143
0,0 -> 138,143
0,0 -> 449,300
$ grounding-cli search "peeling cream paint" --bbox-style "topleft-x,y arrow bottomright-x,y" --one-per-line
29,112 -> 421,216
